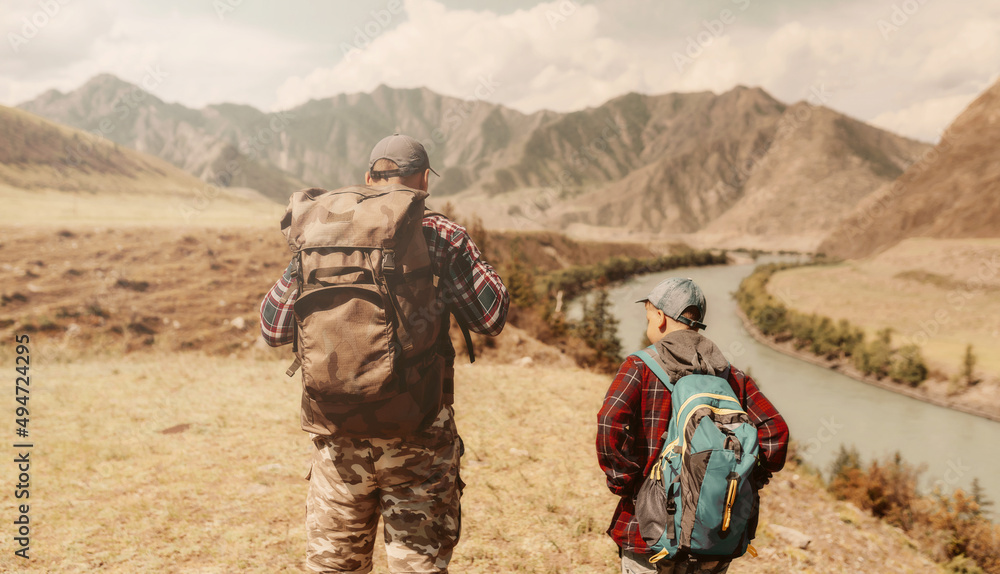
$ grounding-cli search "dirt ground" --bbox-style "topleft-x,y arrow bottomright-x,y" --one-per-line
0,352 -> 943,573
0,225 -> 959,573
0,225 -> 292,358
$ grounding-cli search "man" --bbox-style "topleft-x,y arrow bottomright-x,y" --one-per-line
261,133 -> 509,573
597,277 -> 788,573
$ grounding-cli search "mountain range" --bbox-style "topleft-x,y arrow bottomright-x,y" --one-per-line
819,78 -> 1000,259
0,101 -> 281,227
0,102 -> 206,195
14,75 -> 964,251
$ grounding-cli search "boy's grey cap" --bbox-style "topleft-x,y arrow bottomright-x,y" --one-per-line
368,133 -> 440,177
636,277 -> 707,330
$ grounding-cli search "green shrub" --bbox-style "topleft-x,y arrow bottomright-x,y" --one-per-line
737,266 -> 928,385
945,555 -> 985,574
830,451 -> 920,530
890,344 -> 929,386
544,251 -> 727,301
502,241 -> 538,310
753,304 -> 787,336
829,444 -> 862,482
828,449 -> 1000,573
576,288 -> 623,372
963,344 -> 978,386
853,334 -> 893,378
832,319 -> 865,357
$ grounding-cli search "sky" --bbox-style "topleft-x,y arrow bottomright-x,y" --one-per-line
2,0 -> 998,143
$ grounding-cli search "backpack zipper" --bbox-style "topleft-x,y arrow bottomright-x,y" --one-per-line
676,393 -> 742,419
679,405 -> 746,456
652,393 -> 743,479
721,471 -> 739,533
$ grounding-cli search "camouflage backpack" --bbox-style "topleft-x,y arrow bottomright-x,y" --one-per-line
281,185 -> 471,437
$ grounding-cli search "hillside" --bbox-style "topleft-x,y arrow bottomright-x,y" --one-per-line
531,91 -> 928,252
0,216 -> 977,571
1,103 -> 201,193
18,76 -> 544,202
19,74 -> 307,202
20,76 -> 928,250
766,237 -> 1000,389
0,225 -> 664,357
699,103 -> 929,251
0,352 -> 946,573
819,78 -> 1000,259
0,104 -> 281,226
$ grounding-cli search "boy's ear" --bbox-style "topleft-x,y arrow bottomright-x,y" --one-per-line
657,309 -> 668,330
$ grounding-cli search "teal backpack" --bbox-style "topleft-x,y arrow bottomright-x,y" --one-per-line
631,345 -> 760,563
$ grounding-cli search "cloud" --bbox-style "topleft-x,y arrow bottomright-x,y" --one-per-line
650,1 -> 1000,141
274,0 -> 628,112
273,0 -> 782,113
871,88 -> 993,143
1,1 -> 115,78
272,0 -> 1000,143
2,1 -> 310,109
2,0 -> 998,144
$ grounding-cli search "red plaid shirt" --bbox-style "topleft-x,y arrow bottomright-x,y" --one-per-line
596,354 -> 789,552
260,214 -> 509,346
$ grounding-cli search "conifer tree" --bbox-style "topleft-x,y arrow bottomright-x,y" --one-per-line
577,288 -> 623,370
962,344 -> 977,386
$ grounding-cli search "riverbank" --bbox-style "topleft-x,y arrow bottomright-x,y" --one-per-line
766,238 -> 1000,379
735,305 -> 1000,423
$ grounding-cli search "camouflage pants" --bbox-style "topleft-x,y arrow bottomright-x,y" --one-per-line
306,406 -> 462,573
621,550 -> 730,574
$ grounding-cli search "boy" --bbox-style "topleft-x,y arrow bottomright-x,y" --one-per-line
597,277 -> 789,574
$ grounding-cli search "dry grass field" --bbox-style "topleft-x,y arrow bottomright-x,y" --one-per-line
0,185 -> 284,228
768,238 -> 1000,380
0,223 -> 946,573
0,348 -> 943,574
0,223 -> 664,360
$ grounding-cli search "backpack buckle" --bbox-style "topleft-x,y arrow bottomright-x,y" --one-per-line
383,249 -> 396,274
285,357 -> 302,377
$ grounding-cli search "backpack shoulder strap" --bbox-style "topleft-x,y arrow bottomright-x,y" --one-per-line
630,345 -> 674,393
419,209 -> 475,363
457,318 -> 475,364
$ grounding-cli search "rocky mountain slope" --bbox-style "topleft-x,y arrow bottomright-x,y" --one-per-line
699,103 -> 928,250
18,74 -> 307,201
20,76 -> 930,250
0,103 -> 209,195
0,104 -> 279,226
536,90 -> 927,249
819,78 -> 1000,259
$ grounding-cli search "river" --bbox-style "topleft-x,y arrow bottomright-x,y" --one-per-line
577,260 -> 1000,502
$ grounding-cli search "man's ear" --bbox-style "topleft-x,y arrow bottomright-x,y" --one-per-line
364,171 -> 373,185
418,168 -> 430,192
657,309 -> 668,331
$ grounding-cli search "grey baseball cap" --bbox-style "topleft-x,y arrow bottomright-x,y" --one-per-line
368,133 -> 440,178
636,277 -> 707,330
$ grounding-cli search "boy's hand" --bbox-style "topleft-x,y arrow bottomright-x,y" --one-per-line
752,462 -> 772,489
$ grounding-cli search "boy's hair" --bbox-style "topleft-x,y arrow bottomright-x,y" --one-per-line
680,305 -> 702,322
